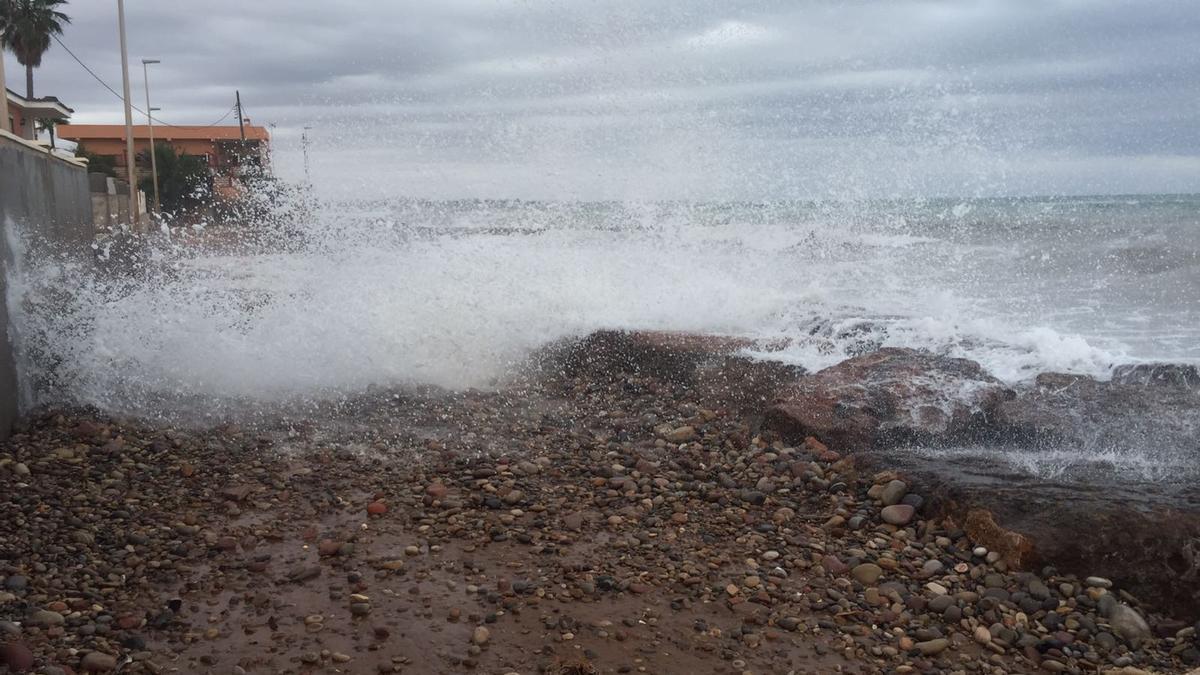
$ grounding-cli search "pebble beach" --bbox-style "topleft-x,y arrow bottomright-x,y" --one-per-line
2,334 -> 1198,675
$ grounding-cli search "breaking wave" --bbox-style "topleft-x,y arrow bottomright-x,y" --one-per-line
5,197 -> 1197,419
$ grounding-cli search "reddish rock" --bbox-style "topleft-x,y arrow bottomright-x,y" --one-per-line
802,436 -> 844,462
2,642 -> 35,672
116,614 -> 142,629
72,420 -> 104,440
424,483 -> 448,499
317,539 -> 342,556
961,509 -> 1034,568
821,555 -> 849,575
767,348 -> 1012,451
366,501 -> 387,516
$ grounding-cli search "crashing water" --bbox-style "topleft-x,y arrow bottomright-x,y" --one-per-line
5,195 -> 1199,479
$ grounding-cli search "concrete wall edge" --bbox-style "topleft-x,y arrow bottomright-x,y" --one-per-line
0,129 -> 88,169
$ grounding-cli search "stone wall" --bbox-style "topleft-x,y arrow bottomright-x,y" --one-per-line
89,173 -> 137,231
0,132 -> 94,437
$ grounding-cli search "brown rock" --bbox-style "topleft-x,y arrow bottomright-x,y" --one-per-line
881,504 -> 915,526
962,509 -> 1034,568
80,651 -> 118,672
664,426 -> 697,443
851,563 -> 883,585
221,484 -> 252,501
766,348 -> 1012,450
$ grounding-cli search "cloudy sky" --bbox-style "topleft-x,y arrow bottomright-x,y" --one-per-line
12,0 -> 1200,199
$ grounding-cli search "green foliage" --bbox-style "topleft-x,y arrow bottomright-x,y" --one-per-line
34,114 -> 63,147
75,143 -> 116,178
0,0 -> 70,97
139,142 -> 211,213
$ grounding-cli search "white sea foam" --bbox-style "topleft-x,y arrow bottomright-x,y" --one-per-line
5,198 -> 1196,419
894,443 -> 1189,484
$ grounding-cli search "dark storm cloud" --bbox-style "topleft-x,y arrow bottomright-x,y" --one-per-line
16,0 -> 1200,198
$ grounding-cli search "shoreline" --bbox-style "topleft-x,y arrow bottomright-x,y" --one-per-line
2,331 -> 1198,674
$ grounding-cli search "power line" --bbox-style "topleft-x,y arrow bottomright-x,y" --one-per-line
51,34 -> 238,129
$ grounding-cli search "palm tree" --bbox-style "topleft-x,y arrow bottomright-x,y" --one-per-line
0,0 -> 71,99
35,114 -> 62,148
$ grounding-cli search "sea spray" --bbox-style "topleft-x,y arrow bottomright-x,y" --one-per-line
5,197 -> 1196,424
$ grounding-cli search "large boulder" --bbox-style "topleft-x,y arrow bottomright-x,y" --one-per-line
765,348 -> 1013,451
878,453 -> 1200,619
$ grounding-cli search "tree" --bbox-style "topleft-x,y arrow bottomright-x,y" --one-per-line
34,113 -> 62,148
74,143 -> 117,177
0,0 -> 70,99
138,142 -> 211,213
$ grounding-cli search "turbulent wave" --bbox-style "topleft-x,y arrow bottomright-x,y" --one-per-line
5,197 -> 1197,419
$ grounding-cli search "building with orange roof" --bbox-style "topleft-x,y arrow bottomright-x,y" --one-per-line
57,122 -> 271,201
5,89 -> 74,142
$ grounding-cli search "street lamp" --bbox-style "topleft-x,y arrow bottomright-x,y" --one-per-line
142,58 -> 161,216
301,126 -> 313,185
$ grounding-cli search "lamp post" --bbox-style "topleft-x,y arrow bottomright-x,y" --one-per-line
142,58 -> 161,216
301,126 -> 312,185
116,0 -> 139,228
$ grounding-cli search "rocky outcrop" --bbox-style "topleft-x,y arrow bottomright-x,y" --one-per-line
546,330 -> 758,380
875,450 -> 1200,618
765,348 -> 1014,451
1112,363 -> 1199,388
993,365 -> 1200,452
541,332 -> 1200,616
540,330 -> 803,413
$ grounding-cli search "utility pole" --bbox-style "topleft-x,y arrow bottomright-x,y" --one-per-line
0,42 -> 9,134
116,0 -> 139,228
302,126 -> 312,185
142,59 -> 161,216
236,90 -> 245,140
